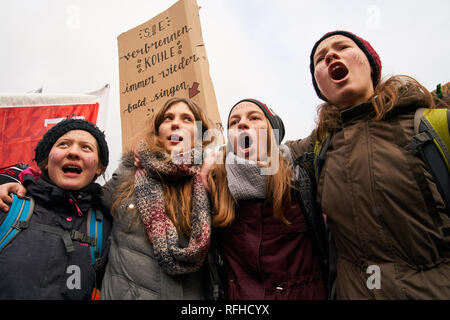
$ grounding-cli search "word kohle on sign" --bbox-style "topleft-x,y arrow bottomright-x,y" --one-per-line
118,0 -> 222,151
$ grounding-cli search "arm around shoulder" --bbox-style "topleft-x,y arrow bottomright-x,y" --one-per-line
284,130 -> 316,161
101,152 -> 136,210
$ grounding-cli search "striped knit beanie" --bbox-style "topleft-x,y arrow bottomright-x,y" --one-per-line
228,99 -> 285,144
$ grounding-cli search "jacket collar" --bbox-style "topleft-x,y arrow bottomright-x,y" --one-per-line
340,95 -> 425,124
23,172 -> 103,214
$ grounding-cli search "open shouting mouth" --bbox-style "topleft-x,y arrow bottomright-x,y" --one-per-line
168,134 -> 183,143
236,132 -> 255,157
62,164 -> 82,175
240,135 -> 253,149
328,61 -> 349,82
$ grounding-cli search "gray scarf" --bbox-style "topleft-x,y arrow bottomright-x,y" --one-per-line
225,152 -> 267,201
224,145 -> 294,201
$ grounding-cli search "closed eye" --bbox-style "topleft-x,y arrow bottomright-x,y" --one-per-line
315,56 -> 325,65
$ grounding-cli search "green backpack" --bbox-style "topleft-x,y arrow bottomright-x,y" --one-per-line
313,107 -> 450,214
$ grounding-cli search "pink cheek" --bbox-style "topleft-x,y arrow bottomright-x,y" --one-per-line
47,152 -> 63,166
350,52 -> 369,68
315,68 -> 330,91
82,156 -> 99,171
315,67 -> 327,81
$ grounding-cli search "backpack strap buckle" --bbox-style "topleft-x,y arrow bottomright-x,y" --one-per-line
12,220 -> 30,230
405,132 -> 432,154
69,229 -> 96,246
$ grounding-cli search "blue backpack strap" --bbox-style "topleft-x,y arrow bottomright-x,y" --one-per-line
0,195 -> 34,252
87,208 -> 103,269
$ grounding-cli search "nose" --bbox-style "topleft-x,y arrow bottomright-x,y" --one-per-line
67,145 -> 81,159
170,118 -> 180,130
237,118 -> 249,130
325,50 -> 340,66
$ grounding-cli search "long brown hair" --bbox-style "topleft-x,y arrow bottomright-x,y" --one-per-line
209,118 -> 294,227
315,75 -> 440,142
111,97 -> 215,236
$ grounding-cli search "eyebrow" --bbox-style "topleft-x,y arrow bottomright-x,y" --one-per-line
164,111 -> 194,118
229,109 -> 264,121
247,110 -> 264,117
314,39 -> 353,62
57,137 -> 97,147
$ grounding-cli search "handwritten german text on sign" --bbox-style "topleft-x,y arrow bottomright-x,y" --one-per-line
118,0 -> 222,152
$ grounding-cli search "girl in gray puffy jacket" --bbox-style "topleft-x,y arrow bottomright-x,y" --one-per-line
99,97 -> 219,300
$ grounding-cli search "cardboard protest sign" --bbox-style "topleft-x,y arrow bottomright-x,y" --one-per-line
118,0 -> 222,152
0,85 -> 109,170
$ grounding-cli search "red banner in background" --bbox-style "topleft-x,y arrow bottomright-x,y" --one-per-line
0,103 -> 99,169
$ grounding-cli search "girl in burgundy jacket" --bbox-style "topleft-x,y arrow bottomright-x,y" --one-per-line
207,99 -> 328,300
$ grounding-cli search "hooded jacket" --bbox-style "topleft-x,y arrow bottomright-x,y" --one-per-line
0,173 -> 112,300
286,85 -> 450,299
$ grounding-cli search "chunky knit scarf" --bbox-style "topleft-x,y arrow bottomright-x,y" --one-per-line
134,144 -> 211,275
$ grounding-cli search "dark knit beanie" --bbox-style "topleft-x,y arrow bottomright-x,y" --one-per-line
310,30 -> 382,101
228,99 -> 285,144
34,118 -> 109,168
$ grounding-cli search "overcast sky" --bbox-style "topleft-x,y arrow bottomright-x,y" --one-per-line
1,0 -> 449,179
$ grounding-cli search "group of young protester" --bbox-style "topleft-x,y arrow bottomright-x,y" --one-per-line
0,30 -> 449,300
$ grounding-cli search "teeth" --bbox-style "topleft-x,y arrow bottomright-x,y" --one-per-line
170,135 -> 182,141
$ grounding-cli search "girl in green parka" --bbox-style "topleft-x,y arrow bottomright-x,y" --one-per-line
286,30 -> 450,300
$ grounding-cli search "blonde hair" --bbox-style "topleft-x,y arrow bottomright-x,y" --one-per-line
209,118 -> 294,227
111,97 -> 214,236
